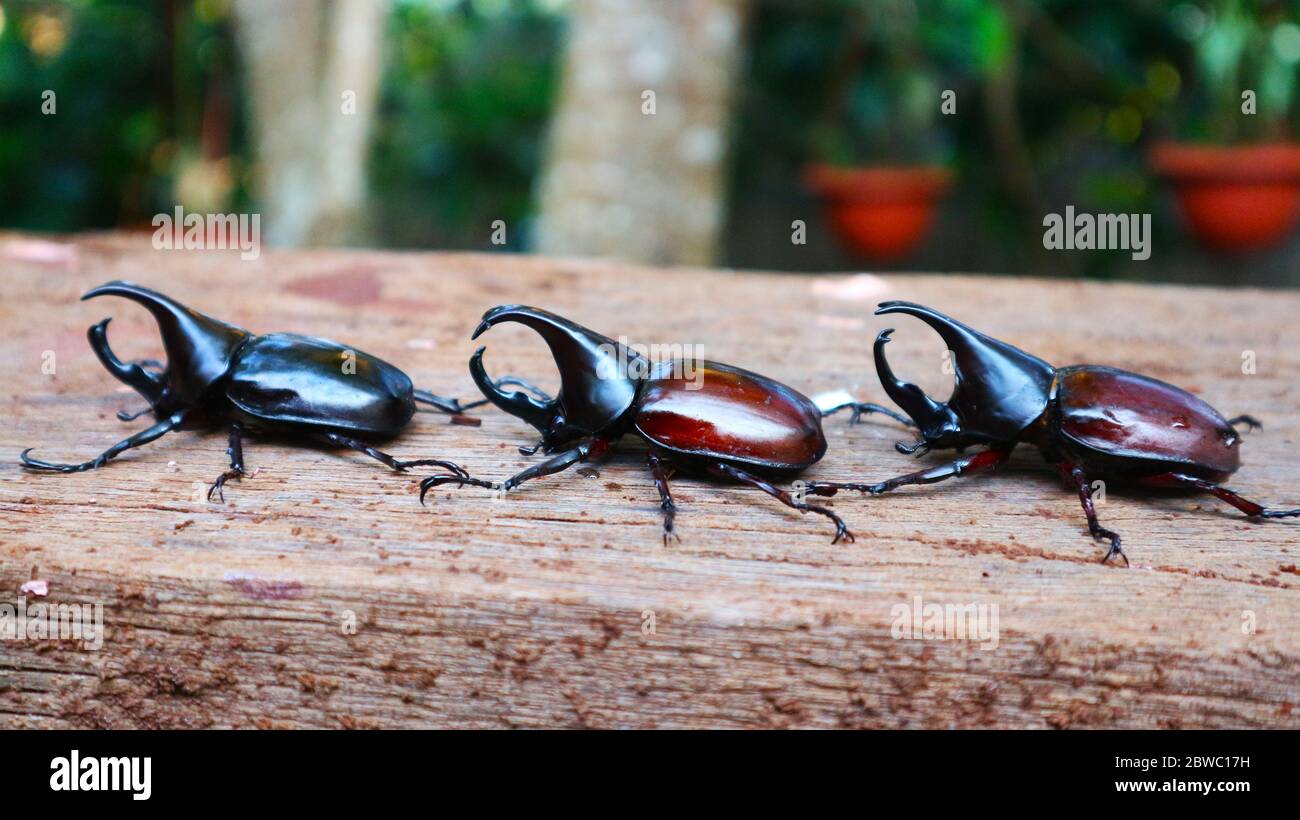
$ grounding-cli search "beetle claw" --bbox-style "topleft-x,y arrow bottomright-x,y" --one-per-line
207,468 -> 244,503
1095,528 -> 1128,567
393,458 -> 469,478
518,440 -> 545,456
1228,415 -> 1262,433
117,407 -> 154,422
895,439 -> 929,458
418,472 -> 495,504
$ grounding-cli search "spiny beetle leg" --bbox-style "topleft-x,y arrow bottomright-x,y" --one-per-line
870,448 -> 1012,493
491,376 -> 554,404
396,459 -> 469,478
412,389 -> 486,415
414,375 -> 551,416
419,473 -> 496,503
706,461 -> 854,544
804,481 -> 876,497
316,431 -> 463,475
116,407 -> 153,422
806,447 -> 1013,499
821,401 -> 913,428
419,437 -> 613,505
20,411 -> 188,473
1141,472 -> 1300,519
208,422 -> 247,503
1060,462 -> 1127,567
1227,415 -> 1262,432
647,451 -> 680,545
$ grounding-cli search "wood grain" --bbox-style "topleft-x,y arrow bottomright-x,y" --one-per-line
1,232 -> 1297,728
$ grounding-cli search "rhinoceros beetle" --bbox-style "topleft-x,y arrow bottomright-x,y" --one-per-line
806,301 -> 1298,565
419,305 -> 905,543
21,281 -> 489,499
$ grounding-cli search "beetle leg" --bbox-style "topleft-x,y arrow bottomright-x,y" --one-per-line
419,437 -> 615,503
1227,415 -> 1262,432
116,406 -> 154,422
894,439 -> 931,457
414,376 -> 550,416
491,376 -> 554,404
646,451 -> 680,545
706,462 -> 854,544
208,422 -> 247,503
821,401 -> 913,428
412,389 -> 488,415
20,410 -> 188,473
315,431 -> 469,479
1061,463 -> 1127,567
805,447 -> 1013,498
1140,472 -> 1300,520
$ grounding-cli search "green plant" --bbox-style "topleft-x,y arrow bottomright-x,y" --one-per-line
806,0 -> 966,166
1174,0 -> 1300,141
368,0 -> 564,249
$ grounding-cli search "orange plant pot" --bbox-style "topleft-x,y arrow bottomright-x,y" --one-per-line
805,165 -> 952,263
1149,142 -> 1300,252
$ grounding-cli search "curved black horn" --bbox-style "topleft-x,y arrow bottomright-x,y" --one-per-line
87,318 -> 165,407
82,281 -> 249,405
875,301 -> 1055,441
874,329 -> 950,432
471,305 -> 642,435
469,346 -> 557,434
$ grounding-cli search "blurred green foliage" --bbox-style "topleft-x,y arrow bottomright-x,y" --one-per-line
0,0 -> 245,230
0,0 -> 1297,281
729,0 -> 1300,279
0,0 -> 562,246
369,0 -> 564,249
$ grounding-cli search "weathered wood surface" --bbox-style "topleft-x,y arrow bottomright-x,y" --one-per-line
1,232 -> 1297,729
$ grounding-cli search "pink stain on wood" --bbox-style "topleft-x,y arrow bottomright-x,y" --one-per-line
2,239 -> 78,268
287,268 -> 385,305
224,573 -> 304,600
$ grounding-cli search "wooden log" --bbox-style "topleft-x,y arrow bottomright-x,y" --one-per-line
1,232 -> 1297,728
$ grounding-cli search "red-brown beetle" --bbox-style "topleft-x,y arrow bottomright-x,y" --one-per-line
806,301 -> 1298,565
419,305 -> 898,543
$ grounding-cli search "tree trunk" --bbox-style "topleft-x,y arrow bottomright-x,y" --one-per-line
232,0 -> 387,246
536,0 -> 749,267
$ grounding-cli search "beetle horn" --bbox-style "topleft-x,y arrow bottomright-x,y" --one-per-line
82,281 -> 250,405
471,305 -> 643,435
875,301 -> 1055,441
86,317 -> 165,408
469,346 -> 557,433
873,328 -> 951,434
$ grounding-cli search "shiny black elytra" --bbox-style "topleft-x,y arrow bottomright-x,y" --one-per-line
807,301 -> 1299,565
418,305 -> 908,543
21,281 -> 480,499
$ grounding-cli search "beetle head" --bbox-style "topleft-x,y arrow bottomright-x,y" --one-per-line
874,301 -> 1055,449
469,305 -> 645,449
82,281 -> 250,414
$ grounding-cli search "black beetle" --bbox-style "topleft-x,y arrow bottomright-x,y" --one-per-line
418,305 -> 904,543
21,281 -> 487,499
806,301 -> 1298,565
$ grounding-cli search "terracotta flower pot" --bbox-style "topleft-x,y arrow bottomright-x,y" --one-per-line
805,164 -> 952,263
1149,142 -> 1300,252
